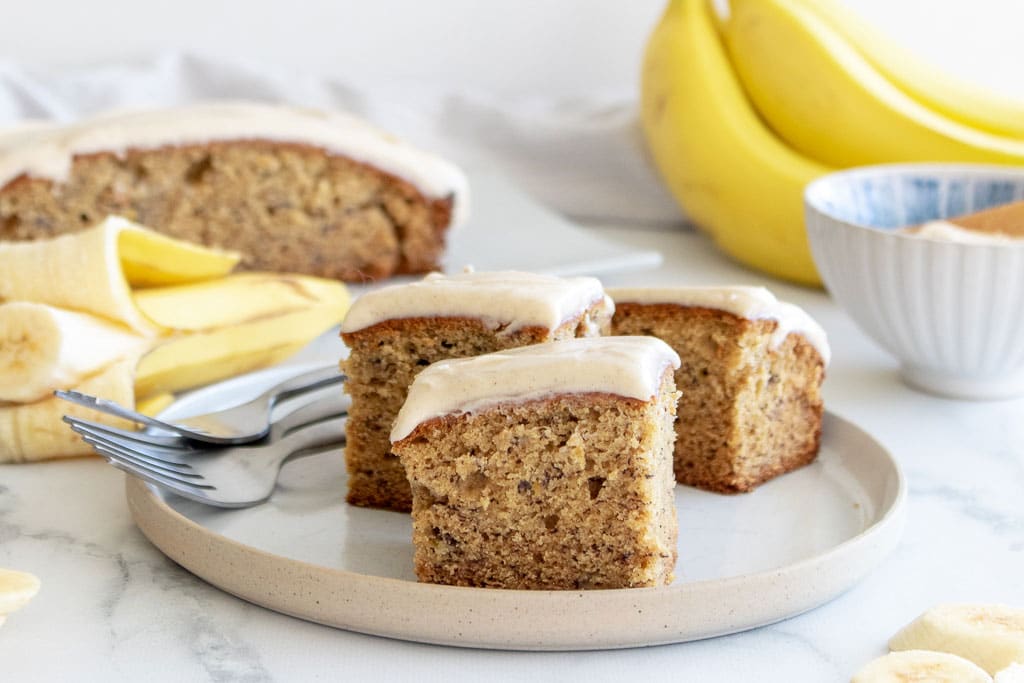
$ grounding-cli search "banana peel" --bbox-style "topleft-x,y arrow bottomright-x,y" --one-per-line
135,393 -> 175,417
0,216 -> 239,334
134,279 -> 349,398
118,224 -> 241,287
134,272 -> 346,331
0,214 -> 349,462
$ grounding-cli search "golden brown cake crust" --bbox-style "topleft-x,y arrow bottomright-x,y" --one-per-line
612,302 -> 825,494
394,377 -> 679,590
0,141 -> 454,282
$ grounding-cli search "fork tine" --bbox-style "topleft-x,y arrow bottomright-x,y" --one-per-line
78,436 -> 200,477
104,460 -> 223,507
65,421 -> 200,465
62,415 -> 188,449
101,452 -> 216,496
93,443 -> 215,490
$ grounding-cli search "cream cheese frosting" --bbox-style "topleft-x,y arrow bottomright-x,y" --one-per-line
607,285 -> 830,364
340,270 -> 611,334
390,336 -> 680,442
0,102 -> 469,226
904,220 -> 1021,245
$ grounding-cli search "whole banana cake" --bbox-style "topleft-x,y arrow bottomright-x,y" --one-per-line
608,286 -> 828,493
340,270 -> 613,512
0,102 -> 468,282
390,336 -> 681,590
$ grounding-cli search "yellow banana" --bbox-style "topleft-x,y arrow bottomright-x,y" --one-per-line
0,302 -> 151,403
641,0 -> 829,286
134,272 -> 347,331
791,0 -> 1024,139
723,0 -> 1024,167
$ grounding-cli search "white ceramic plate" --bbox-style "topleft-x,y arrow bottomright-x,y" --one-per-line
126,366 -> 906,651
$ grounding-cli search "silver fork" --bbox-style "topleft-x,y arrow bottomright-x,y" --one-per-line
56,362 -> 344,444
64,393 -> 348,508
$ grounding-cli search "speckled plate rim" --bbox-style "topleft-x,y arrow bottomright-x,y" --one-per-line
126,411 -> 906,651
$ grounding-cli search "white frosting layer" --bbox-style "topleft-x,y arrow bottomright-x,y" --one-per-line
341,270 -> 610,334
0,102 -> 469,226
905,220 -> 1022,245
608,285 -> 831,365
390,336 -> 680,442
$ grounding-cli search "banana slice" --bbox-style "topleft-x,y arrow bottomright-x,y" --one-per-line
852,650 -> 992,683
995,663 -> 1024,683
995,663 -> 1024,679
0,568 -> 40,616
0,302 -> 151,403
889,604 -> 1024,675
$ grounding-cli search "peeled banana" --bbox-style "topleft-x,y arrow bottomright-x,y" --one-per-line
0,216 -> 239,334
0,358 -> 135,463
889,603 -> 1024,676
0,302 -> 150,403
641,0 -> 829,286
996,664 -> 1024,682
723,0 -> 1024,167
852,650 -> 993,683
0,568 -> 40,625
791,0 -> 1024,139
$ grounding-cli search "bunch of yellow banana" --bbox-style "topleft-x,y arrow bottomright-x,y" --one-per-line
641,0 -> 1024,286
0,216 -> 350,463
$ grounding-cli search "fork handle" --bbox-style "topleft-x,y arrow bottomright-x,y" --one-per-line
55,390 -> 172,432
263,363 -> 345,407
276,414 -> 348,461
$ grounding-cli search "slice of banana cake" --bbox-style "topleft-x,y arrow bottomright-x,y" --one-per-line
0,102 -> 467,282
340,270 -> 612,512
390,336 -> 680,590
608,286 -> 828,493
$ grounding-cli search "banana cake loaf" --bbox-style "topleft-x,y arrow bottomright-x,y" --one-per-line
390,336 -> 681,589
0,102 -> 468,281
340,270 -> 612,512
608,286 -> 828,493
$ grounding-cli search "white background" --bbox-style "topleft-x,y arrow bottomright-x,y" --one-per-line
2,0 -> 1023,99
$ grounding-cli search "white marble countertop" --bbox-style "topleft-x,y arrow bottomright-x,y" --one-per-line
2,226 -> 1022,682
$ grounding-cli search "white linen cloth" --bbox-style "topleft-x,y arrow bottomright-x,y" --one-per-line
0,53 -> 684,228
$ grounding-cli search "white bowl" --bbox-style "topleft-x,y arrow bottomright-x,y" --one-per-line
805,164 -> 1024,400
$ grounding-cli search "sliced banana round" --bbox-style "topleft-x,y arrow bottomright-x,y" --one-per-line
852,650 -> 992,683
995,663 -> 1024,683
0,568 -> 40,616
889,603 -> 1024,675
